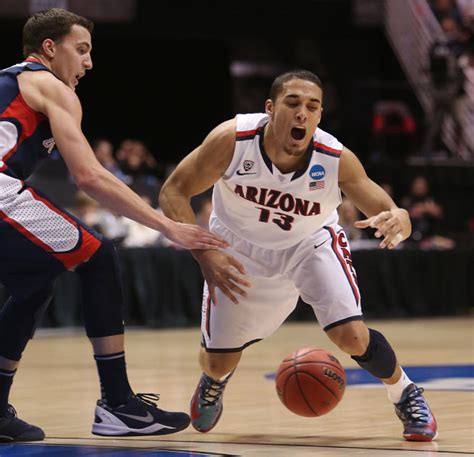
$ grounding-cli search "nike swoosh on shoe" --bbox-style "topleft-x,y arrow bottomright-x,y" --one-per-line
115,411 -> 155,423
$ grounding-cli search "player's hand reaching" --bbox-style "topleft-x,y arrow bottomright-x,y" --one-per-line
192,250 -> 251,305
162,221 -> 229,250
354,208 -> 411,249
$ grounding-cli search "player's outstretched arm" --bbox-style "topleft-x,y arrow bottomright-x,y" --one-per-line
159,120 -> 251,304
339,147 -> 411,249
22,72 -> 226,250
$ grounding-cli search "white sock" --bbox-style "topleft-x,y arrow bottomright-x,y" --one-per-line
386,368 -> 413,403
218,371 -> 233,382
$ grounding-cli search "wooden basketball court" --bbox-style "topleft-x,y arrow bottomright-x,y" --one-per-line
3,317 -> 473,456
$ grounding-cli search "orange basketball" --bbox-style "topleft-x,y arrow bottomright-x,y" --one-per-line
275,347 -> 346,417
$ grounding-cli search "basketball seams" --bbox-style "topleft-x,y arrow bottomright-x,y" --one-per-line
293,360 -> 345,373
296,370 -> 341,400
295,348 -> 338,360
301,370 -> 343,400
292,371 -> 320,417
276,347 -> 346,417
276,361 -> 345,380
275,363 -> 296,378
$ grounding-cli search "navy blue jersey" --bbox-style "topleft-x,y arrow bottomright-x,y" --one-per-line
0,60 -> 57,180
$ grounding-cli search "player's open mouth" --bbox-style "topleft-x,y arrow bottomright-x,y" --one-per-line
291,127 -> 306,140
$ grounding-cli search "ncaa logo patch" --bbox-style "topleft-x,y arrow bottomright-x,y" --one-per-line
309,164 -> 325,180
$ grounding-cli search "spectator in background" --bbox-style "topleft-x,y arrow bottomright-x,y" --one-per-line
439,16 -> 472,58
380,181 -> 396,202
401,176 -> 455,249
456,0 -> 474,30
70,191 -> 128,244
71,191 -> 164,248
117,140 -> 159,180
430,0 -> 463,24
91,138 -> 130,184
338,198 -> 382,250
121,195 -> 162,248
116,139 -> 163,206
70,190 -> 101,230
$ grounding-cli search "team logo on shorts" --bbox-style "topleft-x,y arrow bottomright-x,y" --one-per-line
243,160 -> 254,171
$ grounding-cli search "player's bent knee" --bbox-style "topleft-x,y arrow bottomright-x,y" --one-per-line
332,334 -> 368,355
77,238 -> 125,338
326,321 -> 369,355
79,237 -> 115,272
350,328 -> 397,379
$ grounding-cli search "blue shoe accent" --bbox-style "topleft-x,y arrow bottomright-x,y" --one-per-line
394,384 -> 438,441
190,372 -> 233,433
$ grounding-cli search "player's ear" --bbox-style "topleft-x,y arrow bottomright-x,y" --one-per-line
265,99 -> 273,117
42,38 -> 56,58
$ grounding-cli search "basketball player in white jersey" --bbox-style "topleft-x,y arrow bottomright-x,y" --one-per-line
159,70 -> 437,441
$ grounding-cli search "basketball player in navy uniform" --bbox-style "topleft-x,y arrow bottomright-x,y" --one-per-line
0,8 -> 227,441
160,70 -> 438,441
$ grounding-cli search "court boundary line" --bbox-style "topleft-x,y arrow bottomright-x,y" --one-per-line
37,436 -> 473,454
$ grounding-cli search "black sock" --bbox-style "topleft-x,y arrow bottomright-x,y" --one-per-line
94,352 -> 133,407
0,368 -> 16,415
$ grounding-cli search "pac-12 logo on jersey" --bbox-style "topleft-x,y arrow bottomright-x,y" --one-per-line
243,160 -> 254,171
309,164 -> 325,180
42,138 -> 56,154
237,160 -> 256,176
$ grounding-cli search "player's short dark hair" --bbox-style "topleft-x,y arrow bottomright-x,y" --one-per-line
23,8 -> 93,57
269,70 -> 323,102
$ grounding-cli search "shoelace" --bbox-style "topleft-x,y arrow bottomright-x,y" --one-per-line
135,393 -> 160,408
398,387 -> 429,424
200,376 -> 229,407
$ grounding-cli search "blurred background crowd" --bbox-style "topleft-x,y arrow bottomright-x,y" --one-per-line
1,0 -> 473,252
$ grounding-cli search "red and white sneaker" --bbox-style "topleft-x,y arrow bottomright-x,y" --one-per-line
394,384 -> 438,441
190,372 -> 233,433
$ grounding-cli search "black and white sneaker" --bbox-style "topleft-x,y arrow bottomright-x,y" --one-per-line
92,393 -> 190,436
0,405 -> 45,442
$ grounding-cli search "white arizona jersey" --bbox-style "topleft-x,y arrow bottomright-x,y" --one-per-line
212,113 -> 343,250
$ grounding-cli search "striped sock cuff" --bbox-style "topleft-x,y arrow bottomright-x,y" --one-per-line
0,368 -> 16,377
94,351 -> 125,361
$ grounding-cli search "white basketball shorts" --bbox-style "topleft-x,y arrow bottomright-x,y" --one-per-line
201,215 -> 363,351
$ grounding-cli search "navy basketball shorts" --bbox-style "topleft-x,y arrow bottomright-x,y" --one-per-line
0,173 -> 101,293
201,216 -> 362,352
